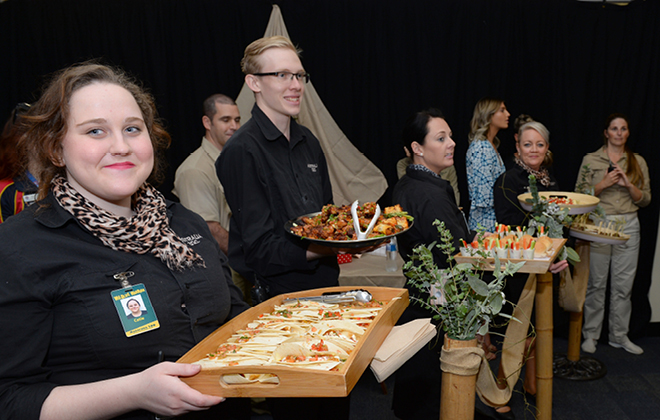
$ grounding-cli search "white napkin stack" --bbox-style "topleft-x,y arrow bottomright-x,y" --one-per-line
369,318 -> 437,383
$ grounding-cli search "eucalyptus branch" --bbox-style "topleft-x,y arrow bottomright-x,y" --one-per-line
526,174 -> 580,265
404,221 -> 524,340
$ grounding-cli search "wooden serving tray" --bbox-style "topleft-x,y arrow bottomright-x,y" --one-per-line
454,238 -> 567,273
517,191 -> 599,215
570,227 -> 630,245
177,286 -> 408,397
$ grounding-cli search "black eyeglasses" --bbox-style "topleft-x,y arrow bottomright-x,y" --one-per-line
12,102 -> 31,124
253,71 -> 310,84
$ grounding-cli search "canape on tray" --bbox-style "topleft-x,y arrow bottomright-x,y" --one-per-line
459,224 -> 553,260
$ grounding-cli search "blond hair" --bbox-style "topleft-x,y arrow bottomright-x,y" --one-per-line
468,97 -> 504,147
240,36 -> 302,75
518,121 -> 553,167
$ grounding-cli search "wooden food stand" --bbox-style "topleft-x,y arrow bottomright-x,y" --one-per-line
456,237 -> 567,419
177,286 -> 408,398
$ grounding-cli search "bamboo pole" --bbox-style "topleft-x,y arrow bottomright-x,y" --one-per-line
440,335 -> 478,420
567,311 -> 583,362
568,240 -> 590,362
535,271 -> 553,419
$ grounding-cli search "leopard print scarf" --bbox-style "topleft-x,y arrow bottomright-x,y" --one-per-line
514,154 -> 551,187
52,176 -> 205,271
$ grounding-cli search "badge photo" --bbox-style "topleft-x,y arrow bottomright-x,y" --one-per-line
111,283 -> 160,337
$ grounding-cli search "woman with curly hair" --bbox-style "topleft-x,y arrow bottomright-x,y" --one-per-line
0,62 -> 250,420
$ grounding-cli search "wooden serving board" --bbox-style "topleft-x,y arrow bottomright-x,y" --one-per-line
454,238 -> 567,273
517,192 -> 599,215
177,286 -> 408,397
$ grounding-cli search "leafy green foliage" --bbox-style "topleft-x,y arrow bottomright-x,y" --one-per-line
525,175 -> 580,265
404,221 -> 524,340
382,211 -> 414,221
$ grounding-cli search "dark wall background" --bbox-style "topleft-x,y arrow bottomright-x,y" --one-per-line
1,0 -> 659,336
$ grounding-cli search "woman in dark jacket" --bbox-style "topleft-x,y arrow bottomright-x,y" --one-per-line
494,120 -> 558,227
493,120 -> 565,404
0,62 -> 250,420
392,108 -> 482,420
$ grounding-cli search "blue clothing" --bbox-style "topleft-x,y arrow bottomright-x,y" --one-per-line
0,174 -> 37,223
466,139 -> 505,231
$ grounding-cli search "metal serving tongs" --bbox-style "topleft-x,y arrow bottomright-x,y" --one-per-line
282,289 -> 373,304
351,200 -> 381,240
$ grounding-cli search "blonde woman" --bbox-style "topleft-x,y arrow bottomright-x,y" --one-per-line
466,97 -> 510,231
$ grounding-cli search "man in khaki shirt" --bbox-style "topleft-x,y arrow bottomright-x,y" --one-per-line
173,94 -> 251,302
173,94 -> 240,254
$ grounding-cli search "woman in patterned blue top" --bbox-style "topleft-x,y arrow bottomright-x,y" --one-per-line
466,97 -> 510,232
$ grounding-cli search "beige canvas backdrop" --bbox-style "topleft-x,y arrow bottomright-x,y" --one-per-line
235,5 -> 388,207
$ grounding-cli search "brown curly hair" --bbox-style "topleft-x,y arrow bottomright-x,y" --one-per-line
15,61 -> 171,201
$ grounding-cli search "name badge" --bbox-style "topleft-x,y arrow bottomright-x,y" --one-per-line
23,193 -> 37,206
111,283 -> 160,337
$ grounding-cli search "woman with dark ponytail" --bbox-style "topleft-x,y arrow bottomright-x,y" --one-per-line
576,113 -> 651,356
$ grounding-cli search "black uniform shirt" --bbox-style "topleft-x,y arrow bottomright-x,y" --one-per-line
393,165 -> 475,270
494,163 -> 558,227
217,104 -> 339,297
0,194 -> 249,420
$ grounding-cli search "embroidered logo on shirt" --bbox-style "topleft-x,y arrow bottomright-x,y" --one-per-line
180,233 -> 202,247
307,163 -> 318,173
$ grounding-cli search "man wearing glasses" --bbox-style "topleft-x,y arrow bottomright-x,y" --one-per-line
217,36 -> 339,300
216,37 -> 348,419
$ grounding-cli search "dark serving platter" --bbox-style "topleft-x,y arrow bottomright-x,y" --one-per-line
284,212 -> 413,249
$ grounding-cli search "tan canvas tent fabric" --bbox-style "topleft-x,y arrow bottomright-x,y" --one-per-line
235,5 -> 388,206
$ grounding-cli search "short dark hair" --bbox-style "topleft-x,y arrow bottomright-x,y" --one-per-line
202,94 -> 236,120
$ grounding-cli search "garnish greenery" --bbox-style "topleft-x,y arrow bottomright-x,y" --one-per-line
404,220 -> 524,340
525,175 -> 580,264
382,211 -> 414,222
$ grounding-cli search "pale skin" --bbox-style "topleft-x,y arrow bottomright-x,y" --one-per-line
486,102 -> 510,148
207,221 -> 229,255
245,47 -> 376,260
42,363 -> 223,420
594,117 -> 642,202
40,82 -> 223,419
202,102 -> 241,151
516,128 -> 549,172
244,47 -> 304,141
202,102 -> 240,253
127,299 -> 142,316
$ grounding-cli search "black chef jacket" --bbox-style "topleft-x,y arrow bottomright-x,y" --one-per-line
217,104 -> 339,297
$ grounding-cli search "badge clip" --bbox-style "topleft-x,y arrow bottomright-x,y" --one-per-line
114,271 -> 135,288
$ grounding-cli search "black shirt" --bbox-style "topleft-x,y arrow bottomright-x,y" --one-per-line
393,165 -> 475,270
493,163 -> 558,227
0,193 -> 249,419
217,104 -> 339,297
391,166 -> 476,420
